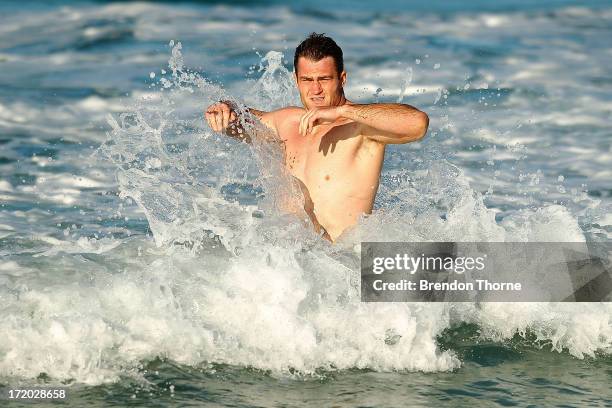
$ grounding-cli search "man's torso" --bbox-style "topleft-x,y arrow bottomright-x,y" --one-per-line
272,107 -> 385,240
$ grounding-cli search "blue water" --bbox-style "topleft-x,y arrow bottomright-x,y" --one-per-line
0,0 -> 611,406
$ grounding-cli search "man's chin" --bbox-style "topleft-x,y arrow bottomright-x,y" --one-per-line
310,100 -> 328,108
302,100 -> 328,110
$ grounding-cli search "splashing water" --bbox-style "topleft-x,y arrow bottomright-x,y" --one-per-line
397,66 -> 413,104
2,40 -> 610,387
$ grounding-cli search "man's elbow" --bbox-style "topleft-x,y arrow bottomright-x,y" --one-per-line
399,111 -> 428,143
414,111 -> 429,141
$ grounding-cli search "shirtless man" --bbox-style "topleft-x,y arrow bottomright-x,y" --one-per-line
205,33 -> 428,241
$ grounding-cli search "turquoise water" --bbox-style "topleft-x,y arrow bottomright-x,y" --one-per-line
0,0 -> 611,406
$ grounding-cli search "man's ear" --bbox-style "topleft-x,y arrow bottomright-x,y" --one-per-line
294,70 -> 299,86
340,71 -> 346,87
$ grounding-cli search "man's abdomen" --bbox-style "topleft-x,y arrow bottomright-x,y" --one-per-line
305,176 -> 379,240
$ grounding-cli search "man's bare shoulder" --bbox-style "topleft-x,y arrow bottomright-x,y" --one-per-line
248,106 -> 303,142
263,107 -> 304,140
270,106 -> 305,121
261,106 -> 306,139
258,106 -> 303,125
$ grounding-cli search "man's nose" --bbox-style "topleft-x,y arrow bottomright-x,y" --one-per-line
310,81 -> 323,93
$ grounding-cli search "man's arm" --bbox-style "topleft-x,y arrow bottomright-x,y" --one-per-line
205,101 -> 277,144
300,103 -> 428,144
340,103 -> 428,144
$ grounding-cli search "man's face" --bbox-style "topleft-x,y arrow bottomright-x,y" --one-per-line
295,56 -> 346,110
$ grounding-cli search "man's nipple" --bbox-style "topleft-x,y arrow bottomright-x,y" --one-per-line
324,175 -> 330,181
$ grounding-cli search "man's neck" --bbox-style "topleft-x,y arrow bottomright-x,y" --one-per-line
335,93 -> 347,107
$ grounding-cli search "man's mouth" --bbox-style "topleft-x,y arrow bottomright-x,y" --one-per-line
311,97 -> 325,103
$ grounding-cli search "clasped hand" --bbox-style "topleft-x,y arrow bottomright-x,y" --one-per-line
299,106 -> 342,136
205,101 -> 237,132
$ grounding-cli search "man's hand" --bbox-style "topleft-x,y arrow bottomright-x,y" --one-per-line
205,101 -> 237,133
299,106 -> 342,136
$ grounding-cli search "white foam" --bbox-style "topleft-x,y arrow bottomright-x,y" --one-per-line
458,302 -> 612,358
33,236 -> 121,257
0,180 -> 13,192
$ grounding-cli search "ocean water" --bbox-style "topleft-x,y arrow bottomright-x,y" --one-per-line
0,0 -> 611,406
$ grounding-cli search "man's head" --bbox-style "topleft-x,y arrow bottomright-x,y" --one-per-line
294,33 -> 346,110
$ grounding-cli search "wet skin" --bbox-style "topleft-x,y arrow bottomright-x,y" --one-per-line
273,107 -> 384,241
205,56 -> 428,241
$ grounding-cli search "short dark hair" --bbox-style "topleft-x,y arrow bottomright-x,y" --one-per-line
294,33 -> 344,76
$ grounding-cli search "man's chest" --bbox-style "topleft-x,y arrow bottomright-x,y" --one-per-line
280,121 -> 364,175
